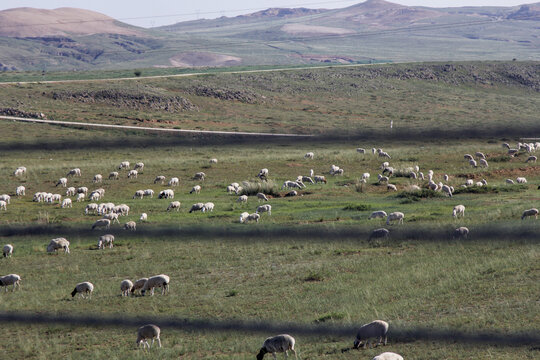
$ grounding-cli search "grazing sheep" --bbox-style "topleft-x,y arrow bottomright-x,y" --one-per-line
14,167 -> 26,177
387,184 -> 397,192
304,152 -> 314,159
85,203 -> 98,215
465,179 -> 474,187
133,190 -> 145,199
71,281 -> 94,298
502,143 -> 510,149
310,169 -> 314,177
118,161 -> 130,170
154,175 -> 166,184
382,167 -> 394,176
140,213 -> 148,222
368,228 -> 389,241
193,172 -> 206,181
0,201 -> 6,211
190,185 -> 202,194
77,187 -> 88,195
357,148 -> 366,153
244,213 -> 260,223
475,152 -> 486,159
469,159 -> 477,168
300,176 -> 314,184
255,193 -> 269,202
409,172 -> 417,179
202,202 -> 214,212
93,174 -> 103,183
441,184 -> 453,197
130,277 -> 149,295
0,274 -> 21,291
108,171 -> 119,180
47,238 -> 70,254
353,320 -> 389,349
386,212 -> 404,225
98,234 -> 114,249
3,244 -> 13,258
167,201 -> 181,212
454,227 -> 469,239
464,154 -> 473,160
330,164 -> 340,175
526,156 -> 537,163
89,192 -> 101,201
113,204 -> 130,216
239,212 -> 250,223
285,190 -> 298,197
124,221 -> 136,231
158,189 -> 174,199
516,177 -> 527,184
92,219 -> 111,230
372,148 -> 377,154
443,174 -> 449,182
56,177 -> 68,187
372,352 -> 403,360
237,195 -> 248,204
120,279 -> 133,297
66,187 -> 76,196
378,175 -> 389,183
189,203 -> 205,213
427,182 -> 438,191
362,173 -> 370,180
369,211 -> 387,220
282,181 -> 303,190
506,179 -> 515,185
226,185 -> 237,194
333,168 -> 344,176
143,189 -> 154,198
314,175 -> 327,184
209,158 -> 218,164
127,170 -> 138,179
256,204 -> 272,215
61,198 -> 72,208
379,151 -> 391,159
452,205 -> 466,218
521,208 -> 539,220
134,162 -> 144,172
479,158 -> 489,168
257,334 -> 297,360
136,324 -> 161,348
508,148 -> 519,156
141,274 -> 170,296
16,186 -> 25,196
67,168 -> 81,177
258,168 -> 269,180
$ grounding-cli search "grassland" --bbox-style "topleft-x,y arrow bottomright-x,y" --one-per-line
0,62 -> 538,359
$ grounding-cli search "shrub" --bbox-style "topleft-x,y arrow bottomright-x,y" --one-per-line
343,204 -> 371,211
397,189 -> 445,201
239,180 -> 279,197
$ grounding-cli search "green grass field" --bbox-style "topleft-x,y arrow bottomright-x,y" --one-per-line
0,62 -> 538,359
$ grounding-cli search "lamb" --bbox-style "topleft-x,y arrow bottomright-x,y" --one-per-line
369,211 -> 387,220
71,281 -> 94,298
120,279 -> 133,297
136,324 -> 162,348
92,219 -> 111,230
189,203 -> 205,213
209,158 -> 218,164
118,161 -> 130,170
66,187 -> 76,196
443,174 -> 449,182
357,148 -> 366,153
452,205 -> 466,218
239,212 -> 250,223
469,159 -> 477,168
0,201 -> 6,211
144,189 -> 154,198
77,187 -> 88,195
190,185 -> 201,194
381,166 -> 393,176
16,186 -> 25,196
454,227 -> 469,239
14,167 -> 26,177
154,175 -> 166,184
285,191 -> 298,197
244,213 -> 260,223
379,151 -> 391,159
134,162 -> 144,172
124,221 -> 136,231
67,168 -> 81,177
506,179 -> 515,185
61,198 -> 72,208
56,177 -> 68,187
3,244 -> 13,258
475,152 -> 486,159
85,203 -> 98,215
158,189 -> 174,199
372,352 -> 403,360
256,334 -> 297,360
47,238 -> 70,254
465,179 -> 474,187
313,175 -> 327,184
140,213 -> 148,222
362,173 -> 370,180
98,234 -> 114,249
108,171 -> 119,180
0,274 -> 21,291
333,168 -> 344,176
441,184 -> 453,197
479,158 -> 489,168
409,172 -> 417,179
133,190 -> 145,199
257,193 -> 269,202
202,202 -> 214,212
258,168 -> 269,180
93,174 -> 103,183
167,201 -> 181,212
127,170 -> 138,179
516,177 -> 527,184
131,278 -> 148,295
89,192 -> 101,201
237,195 -> 248,204
521,208 -> 539,220
353,320 -> 389,349
387,184 -> 397,192
386,212 -> 404,225
330,164 -> 340,174
304,152 -> 314,159
168,177 -> 179,187
368,228 -> 389,241
526,156 -> 537,163
464,154 -> 473,160
256,204 -> 272,216
378,175 -> 389,183
141,274 -> 170,296
193,172 -> 206,181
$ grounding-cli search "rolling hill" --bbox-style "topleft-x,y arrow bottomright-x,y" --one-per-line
0,1 -> 538,71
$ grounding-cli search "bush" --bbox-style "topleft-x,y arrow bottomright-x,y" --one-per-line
453,184 -> 526,194
239,180 -> 280,197
397,189 -> 445,201
343,204 -> 371,211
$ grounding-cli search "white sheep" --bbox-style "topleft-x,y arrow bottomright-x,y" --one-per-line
144,189 -> 154,198
134,162 -> 144,172
379,151 -> 391,159
104,213 -> 120,224
372,352 -> 403,360
66,168 -> 81,177
167,201 -> 181,212
168,177 -> 179,186
108,171 -> 119,180
244,213 -> 260,223
239,212 -> 250,223
454,227 -> 469,239
362,173 -> 370,181
158,189 -> 174,199
521,208 -> 539,220
71,281 -> 93,298
299,176 -> 314,184
506,179 -> 515,185
475,151 -> 486,159
118,161 -> 130,170
526,156 -> 538,163
14,167 -> 26,177
133,190 -> 145,199
256,204 -> 272,215
282,181 -> 302,190
47,238 -> 70,254
314,175 -> 327,184
516,177 -> 527,184
386,212 -> 404,225
154,175 -> 166,184
120,279 -> 133,297
0,201 -> 6,211
61,198 -> 72,208
56,177 -> 68,187
508,148 -> 519,156
333,168 -> 344,176
15,186 -> 25,196
258,168 -> 269,180
140,213 -> 148,222
130,278 -> 148,295
304,152 -> 314,159
136,324 -> 161,348
0,274 -> 21,291
124,221 -> 136,231
310,169 -> 314,177
93,174 -> 103,183
98,234 -> 114,249
469,159 -> 477,168
465,179 -> 474,187
353,320 -> 389,349
3,244 -> 13,258
464,154 -> 473,160
190,185 -> 201,194
237,195 -> 248,204
209,158 -> 218,164
330,164 -> 340,174
257,334 -> 297,360
0,195 -> 11,205
368,228 -> 389,241
452,205 -> 466,218
387,184 -> 397,192
141,274 -> 170,296
66,187 -> 76,196
369,211 -> 387,220
193,172 -> 206,181
479,158 -> 489,168
77,186 -> 88,195
441,184 -> 453,197
378,175 -> 389,183
189,203 -> 205,213
202,202 -> 214,212
92,219 -> 111,230
85,203 -> 98,215
127,170 -> 138,179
